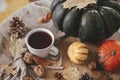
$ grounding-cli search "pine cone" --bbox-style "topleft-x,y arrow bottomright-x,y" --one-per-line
9,17 -> 27,38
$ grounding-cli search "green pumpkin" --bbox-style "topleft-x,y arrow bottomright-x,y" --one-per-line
51,0 -> 120,44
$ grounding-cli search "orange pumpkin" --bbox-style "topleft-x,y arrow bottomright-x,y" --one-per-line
98,40 -> 120,73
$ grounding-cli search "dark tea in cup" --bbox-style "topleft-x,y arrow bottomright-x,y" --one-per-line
28,31 -> 52,49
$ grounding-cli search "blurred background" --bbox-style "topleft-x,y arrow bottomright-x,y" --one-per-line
0,0 -> 37,24
0,0 -> 119,24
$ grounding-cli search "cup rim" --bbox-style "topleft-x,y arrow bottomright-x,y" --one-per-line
25,28 -> 54,51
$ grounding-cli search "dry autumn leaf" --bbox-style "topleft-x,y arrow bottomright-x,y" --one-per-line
14,38 -> 27,60
33,56 -> 52,66
3,36 -> 27,60
0,64 -> 16,75
38,12 -> 51,23
63,0 -> 96,9
0,34 -> 3,52
2,37 -> 14,60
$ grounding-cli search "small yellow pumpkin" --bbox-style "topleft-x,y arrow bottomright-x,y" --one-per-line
68,42 -> 88,64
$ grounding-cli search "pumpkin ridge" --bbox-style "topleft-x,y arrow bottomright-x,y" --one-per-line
102,6 -> 120,32
78,8 -> 91,42
114,57 -> 120,72
69,51 -> 83,64
51,0 -> 61,14
52,3 -> 69,30
96,7 -> 108,37
77,46 -> 88,49
97,0 -> 120,14
77,8 -> 88,36
51,0 -> 66,14
75,58 -> 86,62
94,7 -> 108,40
79,8 -> 106,43
116,57 -> 120,71
80,53 -> 88,55
75,48 -> 88,53
104,56 -> 117,72
98,7 -> 113,37
63,7 -> 82,36
73,53 -> 87,61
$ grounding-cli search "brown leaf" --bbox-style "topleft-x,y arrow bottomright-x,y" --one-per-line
0,64 -> 16,75
3,36 -> 27,60
2,37 -> 14,60
33,56 -> 52,66
0,34 -> 3,52
38,18 -> 46,23
14,38 -> 27,60
46,12 -> 51,21
38,12 -> 51,23
63,0 -> 96,9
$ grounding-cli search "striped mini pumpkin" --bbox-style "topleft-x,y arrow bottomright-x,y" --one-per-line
68,42 -> 88,64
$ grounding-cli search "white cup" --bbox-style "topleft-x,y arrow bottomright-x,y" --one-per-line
25,28 -> 58,58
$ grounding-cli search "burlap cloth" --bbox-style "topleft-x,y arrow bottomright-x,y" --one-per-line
0,0 -> 120,80
0,0 -> 65,80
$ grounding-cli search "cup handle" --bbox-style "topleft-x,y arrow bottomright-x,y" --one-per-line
49,46 -> 59,56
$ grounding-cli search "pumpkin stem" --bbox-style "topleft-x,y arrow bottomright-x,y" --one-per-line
110,50 -> 116,56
